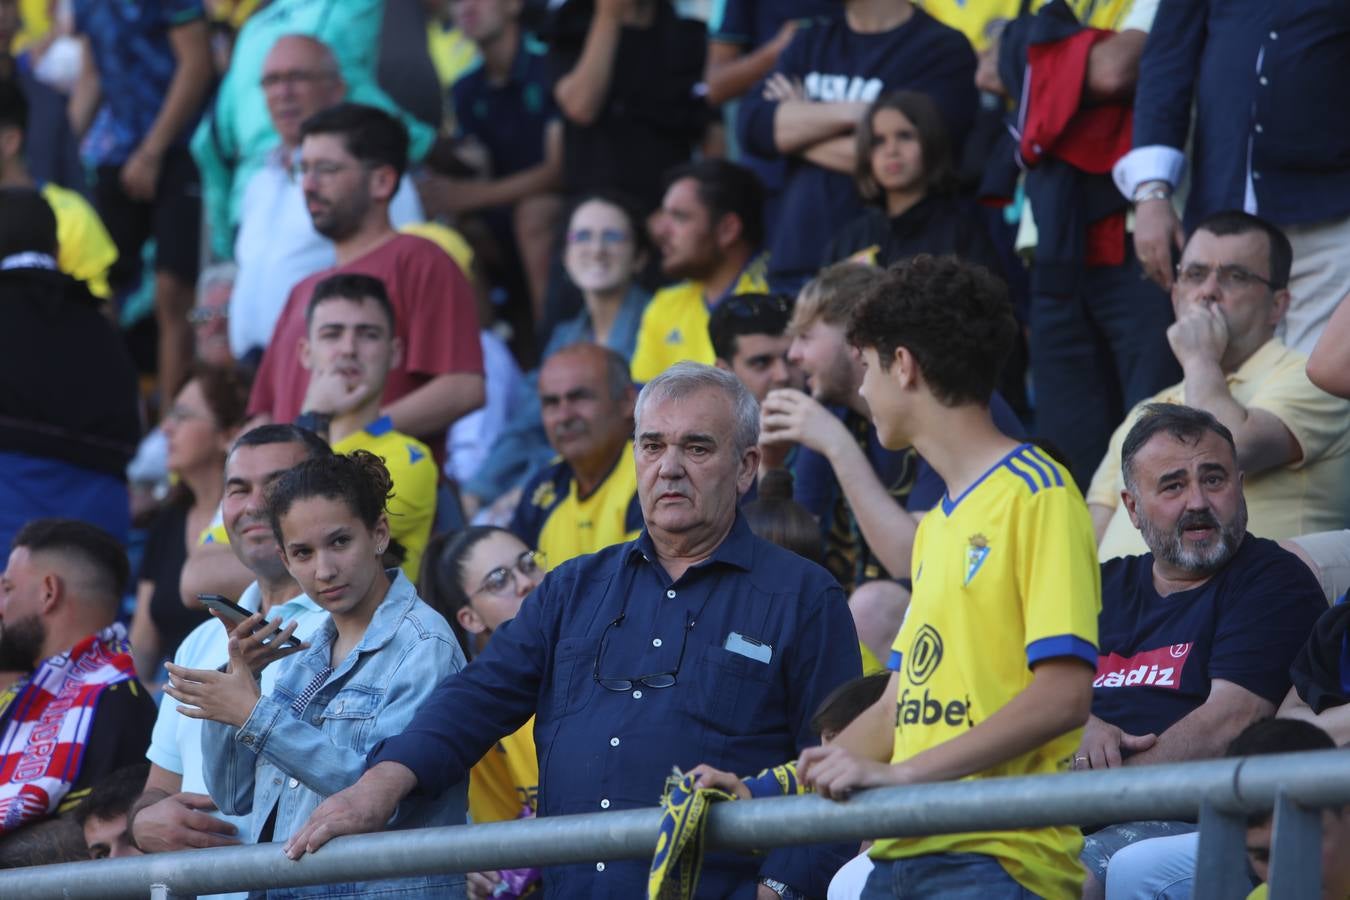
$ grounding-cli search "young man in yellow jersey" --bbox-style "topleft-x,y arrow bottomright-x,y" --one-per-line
800,255 -> 1101,898
294,273 -> 439,579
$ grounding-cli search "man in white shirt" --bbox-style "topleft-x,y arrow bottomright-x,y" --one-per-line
126,426 -> 333,898
229,34 -> 422,360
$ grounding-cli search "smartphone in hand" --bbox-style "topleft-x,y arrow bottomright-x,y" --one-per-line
197,594 -> 301,650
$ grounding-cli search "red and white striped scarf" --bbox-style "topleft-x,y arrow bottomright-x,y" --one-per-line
0,624 -> 137,832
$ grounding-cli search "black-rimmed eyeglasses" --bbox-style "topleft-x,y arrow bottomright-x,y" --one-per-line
593,597 -> 694,692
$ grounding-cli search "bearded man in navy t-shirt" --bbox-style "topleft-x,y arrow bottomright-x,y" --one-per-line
1072,402 -> 1326,897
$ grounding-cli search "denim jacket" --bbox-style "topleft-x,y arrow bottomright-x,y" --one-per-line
201,571 -> 468,899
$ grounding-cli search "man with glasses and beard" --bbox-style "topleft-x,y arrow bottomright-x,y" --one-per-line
1087,211 -> 1350,561
1071,403 -> 1327,898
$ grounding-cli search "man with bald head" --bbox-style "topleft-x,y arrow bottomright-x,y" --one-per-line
509,343 -> 642,566
229,34 -> 423,362
0,520 -> 156,867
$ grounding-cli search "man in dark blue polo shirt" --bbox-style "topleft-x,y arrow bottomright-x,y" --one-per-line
1072,403 -> 1325,896
1120,0 -> 1350,355
285,362 -> 862,899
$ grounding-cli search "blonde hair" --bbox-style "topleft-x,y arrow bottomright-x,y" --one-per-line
788,262 -> 886,336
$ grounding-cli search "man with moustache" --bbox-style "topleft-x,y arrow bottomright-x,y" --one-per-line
1073,403 -> 1327,896
247,102 -> 483,466
1088,211 -> 1350,560
127,426 -> 332,887
285,362 -> 860,899
509,344 -> 642,566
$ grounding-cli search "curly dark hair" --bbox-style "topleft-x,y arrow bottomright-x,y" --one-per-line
845,255 -> 1016,407
265,449 -> 395,546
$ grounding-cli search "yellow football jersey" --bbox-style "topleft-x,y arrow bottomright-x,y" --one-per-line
629,258 -> 769,383
509,444 -> 643,568
871,443 -> 1100,900
469,717 -> 539,825
333,417 -> 438,579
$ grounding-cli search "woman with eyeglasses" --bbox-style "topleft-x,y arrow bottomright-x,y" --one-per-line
460,190 -> 654,519
421,526 -> 546,900
825,90 -> 1001,275
167,450 -> 467,898
130,364 -> 250,683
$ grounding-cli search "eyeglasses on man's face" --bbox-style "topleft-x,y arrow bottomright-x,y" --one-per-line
1175,263 -> 1277,292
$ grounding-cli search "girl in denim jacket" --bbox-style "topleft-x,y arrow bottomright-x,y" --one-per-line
166,450 -> 467,898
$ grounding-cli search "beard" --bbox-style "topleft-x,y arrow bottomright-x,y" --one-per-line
1138,497 -> 1249,576
0,613 -> 44,671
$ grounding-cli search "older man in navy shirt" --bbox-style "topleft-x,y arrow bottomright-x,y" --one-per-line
286,362 -> 862,899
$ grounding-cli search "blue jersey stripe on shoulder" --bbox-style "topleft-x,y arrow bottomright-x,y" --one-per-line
1014,448 -> 1053,489
1026,634 -> 1098,669
1025,446 -> 1065,487
887,649 -> 902,672
1003,458 -> 1039,494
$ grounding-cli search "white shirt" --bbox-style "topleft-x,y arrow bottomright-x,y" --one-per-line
446,329 -> 524,483
145,582 -> 328,900
228,147 -> 424,357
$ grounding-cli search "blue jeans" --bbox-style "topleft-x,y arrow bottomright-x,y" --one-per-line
861,853 -> 1036,899
1028,247 -> 1180,489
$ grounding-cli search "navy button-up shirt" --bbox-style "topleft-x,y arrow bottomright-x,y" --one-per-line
370,514 -> 861,898
1133,0 -> 1350,228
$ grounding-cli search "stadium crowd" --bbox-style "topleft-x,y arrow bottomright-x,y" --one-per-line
0,0 -> 1349,898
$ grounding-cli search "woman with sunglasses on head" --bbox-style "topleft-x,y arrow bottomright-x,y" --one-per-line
165,450 -> 467,899
461,190 -> 654,519
421,526 -> 546,900
825,90 -> 1001,274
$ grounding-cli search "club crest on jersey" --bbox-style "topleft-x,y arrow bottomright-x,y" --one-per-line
664,328 -> 683,345
964,533 -> 990,585
531,480 -> 557,510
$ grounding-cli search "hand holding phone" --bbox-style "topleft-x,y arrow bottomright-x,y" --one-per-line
197,594 -> 307,674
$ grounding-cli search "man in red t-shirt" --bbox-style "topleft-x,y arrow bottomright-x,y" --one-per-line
247,102 -> 484,459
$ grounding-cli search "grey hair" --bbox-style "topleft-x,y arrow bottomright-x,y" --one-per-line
196,261 -> 238,305
1121,402 -> 1237,493
634,362 -> 760,454
269,33 -> 343,79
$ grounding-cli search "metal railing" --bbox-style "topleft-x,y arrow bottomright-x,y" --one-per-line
5,748 -> 1349,899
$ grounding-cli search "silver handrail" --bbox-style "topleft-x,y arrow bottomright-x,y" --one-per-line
5,748 -> 1348,898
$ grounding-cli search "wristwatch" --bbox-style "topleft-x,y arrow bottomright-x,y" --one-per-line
760,877 -> 805,899
1131,180 -> 1172,206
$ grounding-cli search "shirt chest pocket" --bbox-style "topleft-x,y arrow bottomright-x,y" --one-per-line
678,644 -> 777,737
311,686 -> 384,750
545,636 -> 596,721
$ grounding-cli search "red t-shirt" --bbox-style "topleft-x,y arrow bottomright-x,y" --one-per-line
247,234 -> 483,453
